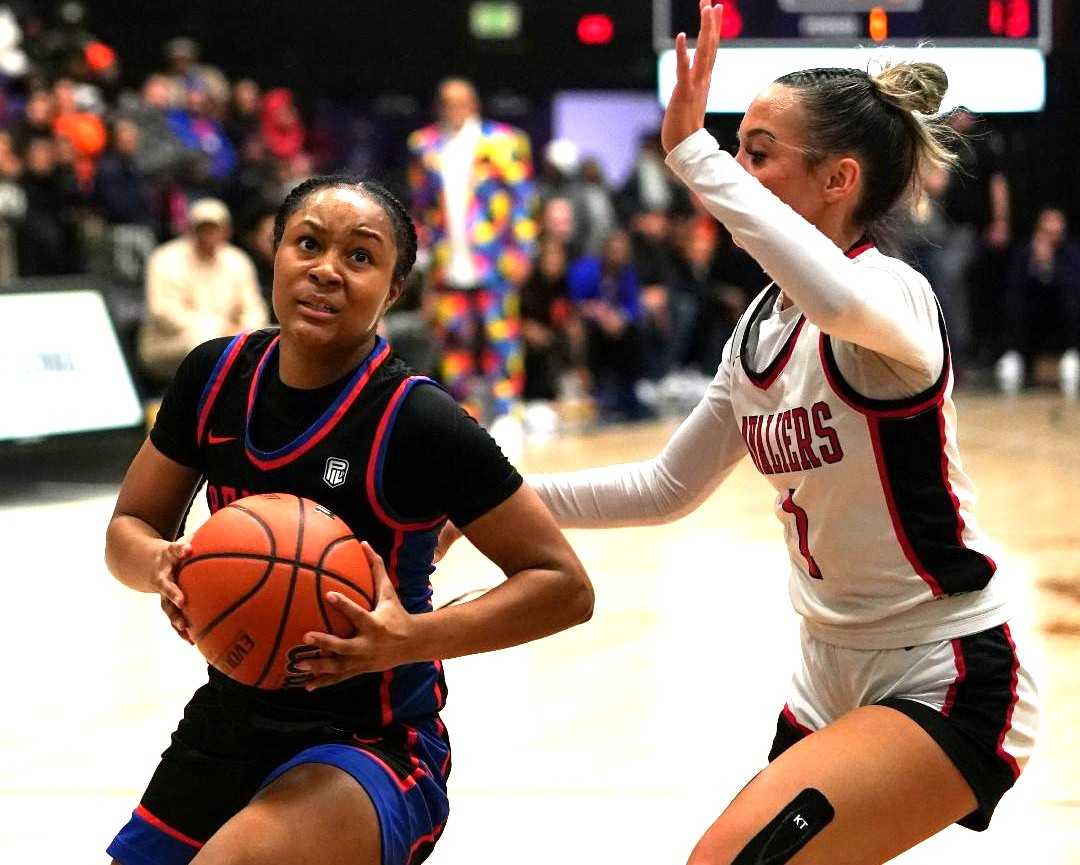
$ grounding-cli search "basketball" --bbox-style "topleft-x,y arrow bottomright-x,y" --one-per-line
176,493 -> 374,689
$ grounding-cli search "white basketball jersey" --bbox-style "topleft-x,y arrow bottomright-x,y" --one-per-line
727,245 -> 1008,649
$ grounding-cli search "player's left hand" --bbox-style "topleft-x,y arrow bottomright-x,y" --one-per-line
298,542 -> 418,689
661,0 -> 722,154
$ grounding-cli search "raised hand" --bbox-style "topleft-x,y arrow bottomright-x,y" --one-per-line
298,542 -> 418,689
661,0 -> 722,154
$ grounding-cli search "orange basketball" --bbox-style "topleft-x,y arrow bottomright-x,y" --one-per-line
176,493 -> 373,689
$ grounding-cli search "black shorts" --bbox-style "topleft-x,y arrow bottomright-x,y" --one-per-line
768,622 -> 1039,831
107,680 -> 451,865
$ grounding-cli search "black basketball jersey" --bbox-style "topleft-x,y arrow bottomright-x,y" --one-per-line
151,328 -> 522,731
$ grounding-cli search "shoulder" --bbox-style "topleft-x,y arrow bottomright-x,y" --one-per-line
407,124 -> 439,152
856,249 -> 937,308
150,236 -> 187,262
221,243 -> 256,268
392,377 -> 462,431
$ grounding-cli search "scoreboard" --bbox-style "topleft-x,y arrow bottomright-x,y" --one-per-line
657,0 -> 1049,50
655,0 -> 1049,112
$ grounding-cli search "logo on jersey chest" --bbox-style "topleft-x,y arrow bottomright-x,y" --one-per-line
323,457 -> 350,488
740,401 -> 844,476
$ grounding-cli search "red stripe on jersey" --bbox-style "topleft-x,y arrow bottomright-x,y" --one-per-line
941,638 -> 967,717
846,241 -> 875,259
366,377 -> 447,532
408,823 -> 445,864
865,415 -> 945,598
196,332 -> 251,445
245,338 -> 390,471
995,623 -> 1022,779
134,805 -> 204,849
378,528 -> 405,727
350,744 -> 419,792
818,333 -> 950,419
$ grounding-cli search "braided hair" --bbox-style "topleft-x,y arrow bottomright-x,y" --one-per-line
272,174 -> 418,283
774,63 -> 957,231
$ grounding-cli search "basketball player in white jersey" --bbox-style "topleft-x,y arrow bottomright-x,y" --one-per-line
438,2 -> 1039,861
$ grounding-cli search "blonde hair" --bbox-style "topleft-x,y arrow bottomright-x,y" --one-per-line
775,61 -> 960,230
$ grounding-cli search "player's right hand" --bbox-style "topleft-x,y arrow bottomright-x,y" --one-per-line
433,521 -> 462,563
152,537 -> 193,644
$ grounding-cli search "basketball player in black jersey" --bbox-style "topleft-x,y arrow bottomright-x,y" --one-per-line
104,176 -> 593,865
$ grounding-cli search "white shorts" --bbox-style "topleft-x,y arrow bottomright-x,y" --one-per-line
769,621 -> 1040,830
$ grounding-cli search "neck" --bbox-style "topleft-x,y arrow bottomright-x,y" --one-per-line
277,333 -> 378,389
816,209 -> 865,254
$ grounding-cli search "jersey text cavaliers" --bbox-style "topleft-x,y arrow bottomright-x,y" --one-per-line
740,401 -> 844,476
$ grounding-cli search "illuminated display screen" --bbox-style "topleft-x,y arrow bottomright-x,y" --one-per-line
661,0 -> 1046,49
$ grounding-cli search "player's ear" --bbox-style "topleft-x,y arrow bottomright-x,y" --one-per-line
384,276 -> 405,312
823,155 -> 860,204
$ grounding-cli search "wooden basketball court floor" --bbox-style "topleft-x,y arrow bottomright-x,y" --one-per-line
2,393 -> 1077,863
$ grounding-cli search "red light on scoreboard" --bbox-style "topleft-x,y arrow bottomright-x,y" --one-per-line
869,7 -> 888,41
717,2 -> 744,39
577,13 -> 615,45
988,0 -> 1031,38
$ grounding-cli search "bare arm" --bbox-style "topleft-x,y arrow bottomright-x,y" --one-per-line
300,484 -> 593,685
105,439 -> 202,639
413,483 -> 592,658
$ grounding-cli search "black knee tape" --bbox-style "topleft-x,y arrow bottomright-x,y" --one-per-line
732,788 -> 835,865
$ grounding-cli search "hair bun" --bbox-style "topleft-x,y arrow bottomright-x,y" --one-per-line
872,62 -> 948,115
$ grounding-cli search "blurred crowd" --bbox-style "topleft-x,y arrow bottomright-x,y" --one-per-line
0,2 -> 1076,433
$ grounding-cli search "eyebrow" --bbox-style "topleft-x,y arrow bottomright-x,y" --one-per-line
737,128 -> 778,144
298,218 -> 386,246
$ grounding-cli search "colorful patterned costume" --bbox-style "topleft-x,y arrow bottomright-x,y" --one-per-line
407,120 -> 538,419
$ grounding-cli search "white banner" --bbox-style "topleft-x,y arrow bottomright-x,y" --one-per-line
658,45 -> 1046,113
0,290 -> 142,441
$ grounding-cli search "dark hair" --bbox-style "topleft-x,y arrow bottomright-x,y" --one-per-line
272,174 -> 418,283
774,63 -> 957,231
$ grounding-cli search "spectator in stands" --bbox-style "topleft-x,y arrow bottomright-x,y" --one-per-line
407,76 -> 537,435
16,134 -> 83,275
0,132 -> 25,284
578,157 -> 617,257
167,81 -> 235,181
12,88 -> 55,150
93,118 -> 157,283
521,236 -> 582,402
260,87 -> 305,166
996,206 -> 1080,398
942,109 -> 1011,370
225,77 -> 260,148
51,75 -> 106,187
116,73 -> 188,186
617,131 -> 690,221
137,197 -> 267,383
568,228 -> 651,421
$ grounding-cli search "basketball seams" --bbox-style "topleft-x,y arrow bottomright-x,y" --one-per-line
179,552 -> 374,606
253,496 -> 306,687
182,493 -> 375,689
317,533 -> 369,628
187,557 -> 278,643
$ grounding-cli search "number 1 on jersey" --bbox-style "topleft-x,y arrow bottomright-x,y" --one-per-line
782,489 -> 824,580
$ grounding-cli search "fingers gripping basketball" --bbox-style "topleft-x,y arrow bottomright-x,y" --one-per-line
176,493 -> 374,689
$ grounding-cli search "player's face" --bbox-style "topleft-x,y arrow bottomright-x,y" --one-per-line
273,187 -> 403,354
734,84 -> 835,228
